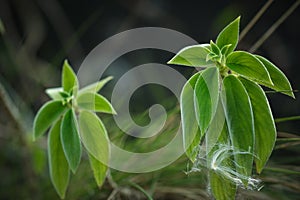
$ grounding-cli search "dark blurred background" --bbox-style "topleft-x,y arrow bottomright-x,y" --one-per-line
0,0 -> 299,199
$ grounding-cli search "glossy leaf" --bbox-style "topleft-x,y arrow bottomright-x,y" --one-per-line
222,75 -> 254,180
33,100 -> 67,140
78,76 -> 113,95
255,55 -> 295,98
61,109 -> 82,173
239,77 -> 276,174
62,60 -> 78,93
79,110 -> 109,166
194,66 -> 219,134
76,92 -> 116,114
48,119 -> 70,199
88,153 -> 107,188
45,87 -> 64,100
167,44 -> 213,67
180,72 -> 202,162
226,51 -> 272,85
216,17 -> 240,55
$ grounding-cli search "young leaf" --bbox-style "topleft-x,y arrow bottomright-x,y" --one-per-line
61,109 -> 82,173
222,75 -> 254,180
48,119 -> 70,199
78,76 -> 113,95
180,72 -> 202,162
45,87 -> 64,100
76,92 -> 116,114
167,44 -> 213,67
226,51 -> 272,85
62,60 -> 78,93
33,100 -> 67,140
239,77 -> 276,174
79,110 -> 109,165
88,153 -> 107,188
255,55 -> 295,98
216,17 -> 240,55
209,171 -> 236,200
194,66 -> 219,134
210,40 -> 221,56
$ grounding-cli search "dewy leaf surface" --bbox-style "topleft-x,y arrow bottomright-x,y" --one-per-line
61,109 -> 82,173
79,110 -> 109,165
48,119 -> 70,199
180,72 -> 202,162
33,100 -> 67,140
226,51 -> 272,85
216,17 -> 240,55
239,77 -> 276,173
167,44 -> 213,67
194,66 -> 219,134
255,55 -> 295,98
222,75 -> 254,180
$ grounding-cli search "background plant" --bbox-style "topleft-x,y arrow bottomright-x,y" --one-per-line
168,17 -> 295,199
33,60 -> 115,198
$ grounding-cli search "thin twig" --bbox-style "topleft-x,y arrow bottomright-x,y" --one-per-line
249,0 -> 300,53
240,0 -> 274,41
275,115 -> 300,123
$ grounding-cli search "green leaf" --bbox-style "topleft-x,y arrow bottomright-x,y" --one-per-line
210,40 -> 221,56
226,51 -> 272,85
76,92 -> 116,114
79,110 -> 109,165
222,75 -> 254,180
209,171 -> 236,200
88,153 -> 107,188
45,87 -> 64,100
62,60 -> 78,93
48,119 -> 70,199
208,123 -> 237,200
239,77 -> 276,174
216,17 -> 240,55
78,76 -> 113,95
33,100 -> 67,140
255,55 -> 295,98
61,109 -> 82,173
167,44 -> 213,67
194,66 -> 219,134
180,72 -> 202,162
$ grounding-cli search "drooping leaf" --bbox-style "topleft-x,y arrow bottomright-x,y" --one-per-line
62,60 -> 78,93
180,72 -> 202,162
226,51 -> 272,85
216,17 -> 240,55
207,122 -> 237,200
167,44 -> 213,67
78,76 -> 113,95
255,55 -> 295,98
222,75 -> 254,181
79,110 -> 109,165
88,153 -> 107,188
76,92 -> 116,114
48,119 -> 70,199
61,109 -> 82,173
239,77 -> 276,174
33,100 -> 67,140
45,87 -> 64,100
194,66 -> 219,134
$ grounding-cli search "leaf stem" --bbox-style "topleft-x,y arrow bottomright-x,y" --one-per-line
239,0 -> 274,41
249,0 -> 300,53
275,115 -> 300,123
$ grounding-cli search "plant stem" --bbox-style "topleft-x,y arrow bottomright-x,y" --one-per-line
239,0 -> 274,41
275,115 -> 300,123
249,0 -> 300,53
